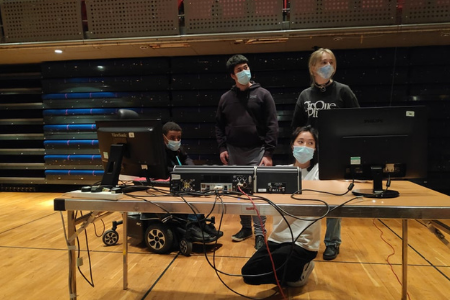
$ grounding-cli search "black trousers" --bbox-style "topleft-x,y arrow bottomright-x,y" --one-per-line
241,241 -> 317,285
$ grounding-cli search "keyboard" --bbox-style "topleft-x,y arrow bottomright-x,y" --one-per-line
65,190 -> 124,200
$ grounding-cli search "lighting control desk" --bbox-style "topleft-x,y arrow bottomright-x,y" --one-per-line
54,180 -> 450,300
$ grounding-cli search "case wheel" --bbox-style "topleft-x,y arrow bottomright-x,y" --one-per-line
103,229 -> 119,246
179,238 -> 193,256
144,223 -> 174,254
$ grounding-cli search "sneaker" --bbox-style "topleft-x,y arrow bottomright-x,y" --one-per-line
323,245 -> 339,260
254,235 -> 265,250
202,222 -> 224,238
287,261 -> 315,287
187,223 -> 215,242
231,228 -> 252,242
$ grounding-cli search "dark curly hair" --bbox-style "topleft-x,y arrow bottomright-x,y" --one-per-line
162,121 -> 182,135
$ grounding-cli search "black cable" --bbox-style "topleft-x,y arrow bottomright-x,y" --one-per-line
124,193 -> 173,214
121,184 -> 359,298
93,218 -> 105,238
204,192 -> 282,299
176,192 -> 224,249
386,175 -> 392,191
224,189 -> 362,282
297,180 -> 355,196
196,194 -> 298,277
76,211 -> 95,287
328,196 -> 362,213
59,211 -> 74,298
203,191 -> 345,299
202,193 -> 225,277
146,186 -> 173,195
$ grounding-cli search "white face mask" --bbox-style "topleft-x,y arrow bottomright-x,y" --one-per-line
166,140 -> 181,151
317,64 -> 335,80
293,146 -> 314,164
164,135 -> 181,151
236,69 -> 251,85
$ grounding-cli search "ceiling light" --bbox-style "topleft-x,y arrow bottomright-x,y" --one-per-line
149,43 -> 190,49
54,49 -> 63,54
244,38 -> 288,45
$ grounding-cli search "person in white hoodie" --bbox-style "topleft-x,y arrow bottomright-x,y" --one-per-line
241,125 -> 320,287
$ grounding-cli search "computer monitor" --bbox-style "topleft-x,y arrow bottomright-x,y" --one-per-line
318,106 -> 428,198
96,119 -> 168,187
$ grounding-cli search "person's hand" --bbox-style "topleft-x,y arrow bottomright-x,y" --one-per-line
259,156 -> 273,166
220,151 -> 229,165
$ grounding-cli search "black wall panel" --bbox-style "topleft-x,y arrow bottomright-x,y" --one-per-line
351,85 -> 409,104
333,48 -> 410,68
41,58 -> 171,78
171,56 -> 229,73
171,73 -> 230,90
248,52 -> 310,71
42,92 -> 171,109
40,57 -> 172,185
42,75 -> 170,93
172,107 -> 216,123
252,70 -> 309,89
0,64 -> 44,189
172,90 -> 222,106
0,45 -> 449,194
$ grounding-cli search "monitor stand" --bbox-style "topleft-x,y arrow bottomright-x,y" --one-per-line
100,144 -> 125,187
352,166 -> 399,198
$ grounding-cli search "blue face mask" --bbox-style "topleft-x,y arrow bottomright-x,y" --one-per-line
317,64 -> 335,80
293,146 -> 315,164
236,69 -> 251,85
166,139 -> 181,151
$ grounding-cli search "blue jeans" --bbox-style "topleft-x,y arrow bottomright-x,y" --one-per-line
324,218 -> 341,247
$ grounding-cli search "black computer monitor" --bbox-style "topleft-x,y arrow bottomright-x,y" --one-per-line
96,119 -> 168,187
318,106 -> 428,198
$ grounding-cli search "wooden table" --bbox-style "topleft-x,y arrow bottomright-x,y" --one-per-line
54,180 -> 450,300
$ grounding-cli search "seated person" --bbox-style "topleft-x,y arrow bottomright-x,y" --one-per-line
163,121 -> 194,172
163,121 -> 223,241
241,126 -> 320,287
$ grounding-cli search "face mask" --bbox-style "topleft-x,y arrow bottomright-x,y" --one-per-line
317,64 -> 335,80
236,69 -> 251,85
166,139 -> 181,151
293,146 -> 315,164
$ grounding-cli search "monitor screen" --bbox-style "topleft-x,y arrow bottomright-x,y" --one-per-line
318,106 -> 428,198
96,119 -> 168,187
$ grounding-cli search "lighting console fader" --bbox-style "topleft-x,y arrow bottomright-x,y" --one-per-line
170,165 -> 301,194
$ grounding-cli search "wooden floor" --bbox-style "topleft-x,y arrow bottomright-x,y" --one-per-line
0,191 -> 449,300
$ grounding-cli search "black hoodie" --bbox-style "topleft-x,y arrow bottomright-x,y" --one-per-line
215,82 -> 279,157
165,146 -> 193,173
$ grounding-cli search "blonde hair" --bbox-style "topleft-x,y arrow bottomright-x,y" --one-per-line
308,48 -> 337,84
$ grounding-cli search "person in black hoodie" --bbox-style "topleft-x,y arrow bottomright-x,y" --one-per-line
291,48 -> 360,261
215,54 -> 279,250
163,121 -> 223,241
163,121 -> 194,172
